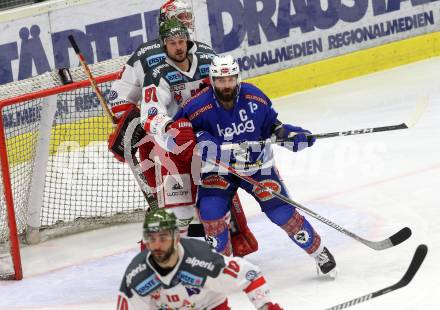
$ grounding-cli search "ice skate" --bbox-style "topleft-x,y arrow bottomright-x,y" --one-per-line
315,247 -> 337,278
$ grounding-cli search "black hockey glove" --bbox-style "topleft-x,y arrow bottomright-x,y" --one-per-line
274,124 -> 315,152
108,105 -> 146,162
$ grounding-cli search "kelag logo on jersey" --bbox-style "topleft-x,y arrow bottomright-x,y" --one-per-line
146,53 -> 166,67
199,64 -> 210,76
166,71 -> 183,83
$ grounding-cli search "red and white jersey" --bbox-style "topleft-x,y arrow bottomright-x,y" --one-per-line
117,238 -> 271,309
108,39 -> 215,129
140,42 -> 215,135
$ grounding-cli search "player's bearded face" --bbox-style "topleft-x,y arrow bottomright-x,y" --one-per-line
214,76 -> 239,102
145,231 -> 177,263
165,36 -> 188,63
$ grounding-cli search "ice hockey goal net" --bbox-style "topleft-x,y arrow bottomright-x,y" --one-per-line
0,56 -> 148,280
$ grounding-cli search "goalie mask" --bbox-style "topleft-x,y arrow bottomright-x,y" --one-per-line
209,55 -> 241,103
159,0 -> 194,35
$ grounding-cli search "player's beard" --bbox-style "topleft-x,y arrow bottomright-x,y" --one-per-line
169,50 -> 187,63
215,86 -> 237,102
151,244 -> 176,264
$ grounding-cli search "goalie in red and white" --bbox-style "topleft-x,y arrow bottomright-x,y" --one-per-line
107,0 -> 257,257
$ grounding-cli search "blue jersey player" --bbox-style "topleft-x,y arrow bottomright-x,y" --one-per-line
174,55 -> 337,276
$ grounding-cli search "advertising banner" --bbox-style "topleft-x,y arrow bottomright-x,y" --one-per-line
1,0 -> 439,85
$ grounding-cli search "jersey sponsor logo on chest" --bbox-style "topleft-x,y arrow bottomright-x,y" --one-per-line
198,64 -> 210,76
178,270 -> 204,286
166,71 -> 184,83
146,53 -> 166,68
217,109 -> 255,139
135,273 -> 161,295
170,84 -> 186,91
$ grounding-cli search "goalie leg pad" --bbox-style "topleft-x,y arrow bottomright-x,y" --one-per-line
265,204 -> 322,255
230,194 -> 258,256
199,196 -> 232,256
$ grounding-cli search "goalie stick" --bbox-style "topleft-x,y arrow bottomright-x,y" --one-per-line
221,96 -> 428,151
325,244 -> 428,310
209,159 -> 411,250
68,35 -> 158,210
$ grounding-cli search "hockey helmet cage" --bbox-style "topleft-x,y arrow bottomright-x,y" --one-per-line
159,0 -> 194,33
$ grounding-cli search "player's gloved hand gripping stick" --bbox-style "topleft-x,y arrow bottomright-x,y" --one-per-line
221,96 -> 428,152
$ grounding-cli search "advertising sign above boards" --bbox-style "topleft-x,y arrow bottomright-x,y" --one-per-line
1,0 -> 439,85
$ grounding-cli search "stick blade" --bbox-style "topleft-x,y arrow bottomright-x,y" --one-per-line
389,227 -> 412,246
404,96 -> 428,128
400,244 -> 428,284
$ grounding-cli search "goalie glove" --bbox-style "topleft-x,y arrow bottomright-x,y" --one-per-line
274,123 -> 315,152
108,104 -> 146,162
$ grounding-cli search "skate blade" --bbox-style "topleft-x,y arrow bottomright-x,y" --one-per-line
316,266 -> 338,280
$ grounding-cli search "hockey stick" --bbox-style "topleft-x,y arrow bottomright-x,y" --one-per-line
325,244 -> 428,310
221,96 -> 428,151
209,159 -> 411,250
68,35 -> 158,209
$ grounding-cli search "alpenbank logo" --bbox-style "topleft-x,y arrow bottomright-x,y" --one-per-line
166,71 -> 183,83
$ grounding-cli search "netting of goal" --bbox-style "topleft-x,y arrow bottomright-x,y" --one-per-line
0,56 -> 148,279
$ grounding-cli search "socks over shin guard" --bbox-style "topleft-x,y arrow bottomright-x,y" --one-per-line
201,215 -> 233,256
281,211 -> 322,255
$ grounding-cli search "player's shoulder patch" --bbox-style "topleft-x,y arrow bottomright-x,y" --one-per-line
188,102 -> 214,121
194,41 -> 216,54
180,239 -> 225,277
128,39 -> 167,71
123,251 -> 150,287
241,82 -> 269,106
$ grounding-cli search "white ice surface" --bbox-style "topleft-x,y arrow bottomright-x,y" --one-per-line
1,57 -> 439,309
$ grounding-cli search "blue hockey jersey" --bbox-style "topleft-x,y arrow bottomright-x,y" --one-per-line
174,82 -> 278,170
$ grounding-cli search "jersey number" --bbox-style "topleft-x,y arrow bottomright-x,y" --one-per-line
166,294 -> 180,302
117,295 -> 128,310
222,260 -> 240,278
145,87 -> 158,103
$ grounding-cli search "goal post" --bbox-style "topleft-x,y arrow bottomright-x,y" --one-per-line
0,56 -> 149,280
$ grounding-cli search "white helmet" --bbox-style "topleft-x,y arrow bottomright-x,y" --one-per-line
159,0 -> 194,34
209,55 -> 241,86
209,55 -> 241,102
